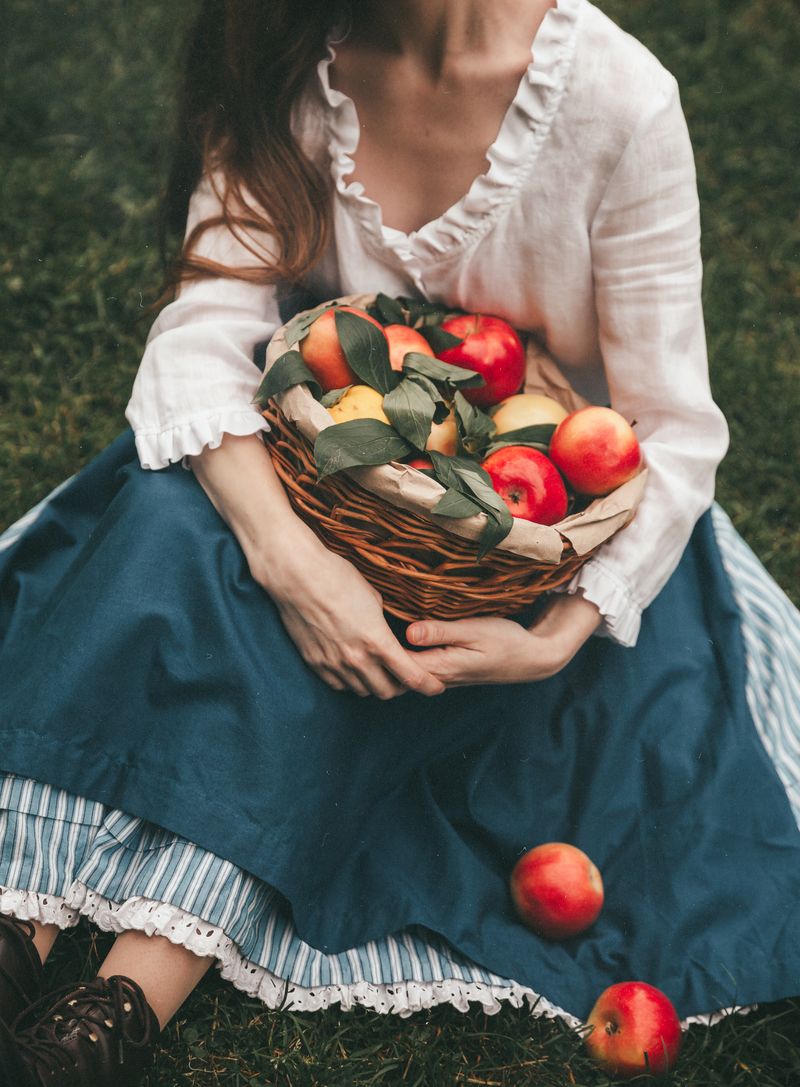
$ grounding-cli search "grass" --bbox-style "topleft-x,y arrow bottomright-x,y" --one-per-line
2,0 -> 799,1083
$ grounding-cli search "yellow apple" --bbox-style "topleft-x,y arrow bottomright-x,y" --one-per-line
327,385 -> 390,425
491,393 -> 568,434
425,411 -> 458,455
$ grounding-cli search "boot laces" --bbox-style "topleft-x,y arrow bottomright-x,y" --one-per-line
14,975 -> 156,1077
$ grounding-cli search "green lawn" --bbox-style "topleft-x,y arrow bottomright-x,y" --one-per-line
2,1 -> 799,1083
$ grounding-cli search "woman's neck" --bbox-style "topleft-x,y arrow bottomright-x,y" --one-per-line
354,0 -> 554,78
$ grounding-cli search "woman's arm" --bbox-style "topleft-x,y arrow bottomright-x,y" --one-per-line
402,76 -> 727,684
190,433 -> 445,700
566,75 -> 729,646
125,176 -> 280,470
129,178 -> 443,699
406,595 -> 602,687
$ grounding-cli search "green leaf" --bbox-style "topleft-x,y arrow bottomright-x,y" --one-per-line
335,310 -> 397,395
253,350 -> 322,406
319,386 -> 352,408
382,378 -> 438,450
432,488 -> 484,519
419,325 -> 463,353
398,297 -> 453,326
474,513 -> 514,559
401,352 -> 484,390
284,302 -> 336,348
451,460 -> 512,523
428,452 -> 514,557
454,390 -> 496,456
486,423 -> 557,448
406,374 -> 450,424
374,293 -> 407,326
314,419 -> 414,479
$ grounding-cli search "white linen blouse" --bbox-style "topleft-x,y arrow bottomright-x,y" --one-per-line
126,0 -> 729,647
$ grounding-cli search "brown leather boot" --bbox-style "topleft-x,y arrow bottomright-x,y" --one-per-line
0,974 -> 159,1086
0,914 -> 45,1023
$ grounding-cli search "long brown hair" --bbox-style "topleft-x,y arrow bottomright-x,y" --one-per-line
162,1 -> 343,291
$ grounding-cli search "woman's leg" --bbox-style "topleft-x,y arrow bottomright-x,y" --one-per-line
28,920 -> 60,965
97,930 -> 213,1029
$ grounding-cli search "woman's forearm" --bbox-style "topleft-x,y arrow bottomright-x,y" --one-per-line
189,432 -> 445,699
188,432 -> 322,597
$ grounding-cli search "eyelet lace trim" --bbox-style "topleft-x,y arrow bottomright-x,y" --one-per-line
0,887 -> 751,1028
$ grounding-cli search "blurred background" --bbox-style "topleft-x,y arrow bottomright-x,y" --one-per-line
1,2 -> 799,1083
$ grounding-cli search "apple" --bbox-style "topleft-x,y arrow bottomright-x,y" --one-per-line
406,455 -> 434,471
482,446 -> 567,526
300,306 -> 385,392
549,406 -> 641,496
383,324 -> 435,372
327,385 -> 390,425
491,393 -> 568,433
436,314 -> 526,408
509,842 -> 604,940
585,982 -> 683,1079
425,411 -> 458,456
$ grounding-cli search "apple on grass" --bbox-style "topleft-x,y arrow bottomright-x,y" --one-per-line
509,842 -> 604,940
549,405 -> 641,496
383,324 -> 434,372
436,313 -> 526,408
482,446 -> 568,526
300,306 -> 385,392
585,982 -> 683,1079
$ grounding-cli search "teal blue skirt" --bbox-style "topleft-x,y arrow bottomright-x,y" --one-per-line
1,431 -> 799,1022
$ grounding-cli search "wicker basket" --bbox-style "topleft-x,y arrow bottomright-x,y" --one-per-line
260,293 -> 645,622
263,404 -> 593,621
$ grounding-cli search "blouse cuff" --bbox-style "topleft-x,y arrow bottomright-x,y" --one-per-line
558,557 -> 643,648
133,408 -> 269,471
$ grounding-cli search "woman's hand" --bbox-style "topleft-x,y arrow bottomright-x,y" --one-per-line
262,533 -> 446,700
190,432 -> 444,700
406,594 -> 603,687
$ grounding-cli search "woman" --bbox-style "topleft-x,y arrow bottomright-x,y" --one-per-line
1,1 -> 799,1083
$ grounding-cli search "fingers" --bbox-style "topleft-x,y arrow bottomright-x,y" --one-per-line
378,641 -> 447,697
339,667 -> 373,698
306,631 -> 446,699
316,666 -> 346,692
406,619 -> 481,648
338,643 -> 422,700
409,646 -> 472,686
314,661 -> 398,699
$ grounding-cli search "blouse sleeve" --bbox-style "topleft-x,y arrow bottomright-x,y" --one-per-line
125,176 -> 282,469
564,76 -> 729,646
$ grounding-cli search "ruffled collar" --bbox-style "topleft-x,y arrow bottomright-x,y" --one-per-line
316,0 -> 583,265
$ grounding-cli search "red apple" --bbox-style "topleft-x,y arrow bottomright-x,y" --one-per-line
482,446 -> 568,526
549,406 -> 641,496
299,306 -> 385,392
509,843 -> 604,940
383,324 -> 435,372
436,314 -> 526,408
585,982 -> 683,1079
